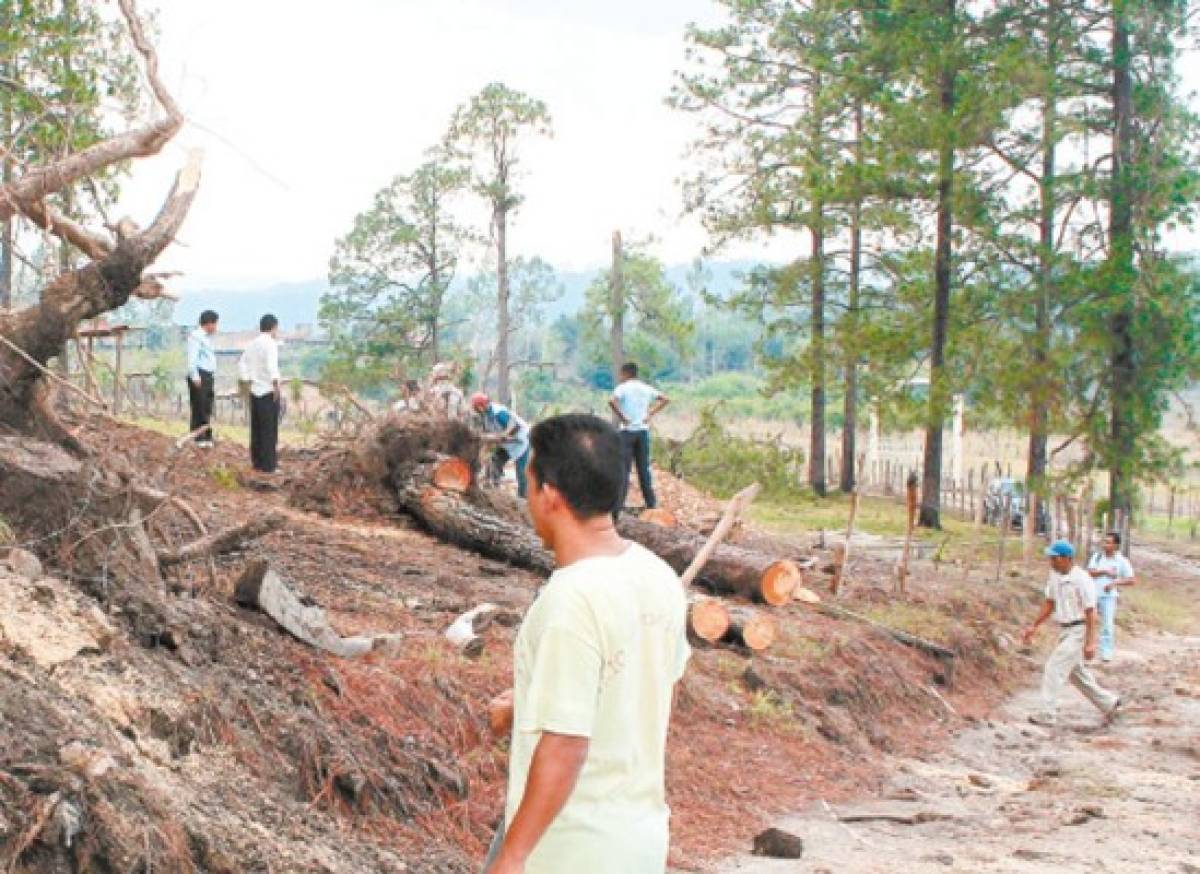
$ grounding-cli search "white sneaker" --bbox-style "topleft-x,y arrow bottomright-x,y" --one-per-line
196,439 -> 214,449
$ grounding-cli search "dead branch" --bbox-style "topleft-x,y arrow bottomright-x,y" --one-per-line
157,512 -> 284,568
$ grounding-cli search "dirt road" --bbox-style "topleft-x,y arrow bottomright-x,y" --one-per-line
716,629 -> 1200,873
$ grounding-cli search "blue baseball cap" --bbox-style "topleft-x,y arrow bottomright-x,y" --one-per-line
1044,540 -> 1075,558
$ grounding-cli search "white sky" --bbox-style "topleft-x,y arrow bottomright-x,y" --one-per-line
117,0 -> 1199,294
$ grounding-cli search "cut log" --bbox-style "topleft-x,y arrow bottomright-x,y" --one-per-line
688,596 -> 730,644
488,689 -> 514,737
722,607 -> 778,652
640,508 -> 678,528
431,457 -> 474,493
393,465 -> 555,576
680,483 -> 760,586
618,516 -> 801,605
234,560 -> 399,658
157,513 -> 285,568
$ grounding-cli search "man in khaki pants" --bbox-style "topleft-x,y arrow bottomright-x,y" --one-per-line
1022,540 -> 1121,727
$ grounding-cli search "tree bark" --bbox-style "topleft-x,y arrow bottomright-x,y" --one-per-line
721,607 -> 777,652
495,205 -> 511,404
808,72 -> 827,498
617,516 -> 801,605
1108,0 -> 1136,520
919,0 -> 957,530
841,98 -> 864,494
610,230 -> 625,381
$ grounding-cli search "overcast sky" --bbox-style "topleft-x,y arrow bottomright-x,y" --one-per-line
118,0 -> 1199,296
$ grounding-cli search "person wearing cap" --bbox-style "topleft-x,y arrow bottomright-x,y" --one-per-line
1085,531 -> 1137,663
427,362 -> 466,420
1022,540 -> 1121,727
472,392 -> 532,498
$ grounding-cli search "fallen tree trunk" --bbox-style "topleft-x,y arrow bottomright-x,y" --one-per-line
618,516 -> 802,605
391,456 -> 555,576
234,560 -> 401,658
688,596 -> 730,644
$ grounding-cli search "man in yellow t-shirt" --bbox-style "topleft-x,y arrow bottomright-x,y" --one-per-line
485,414 -> 690,874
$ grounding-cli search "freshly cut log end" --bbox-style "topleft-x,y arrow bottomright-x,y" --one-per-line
724,608 -> 778,652
761,560 -> 802,606
432,457 -> 473,493
640,508 -> 678,528
689,597 -> 730,643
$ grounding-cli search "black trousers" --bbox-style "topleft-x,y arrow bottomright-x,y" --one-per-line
619,429 -> 657,510
249,392 -> 279,473
187,369 -> 215,442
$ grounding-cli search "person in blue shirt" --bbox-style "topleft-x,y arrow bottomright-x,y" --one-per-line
472,392 -> 532,498
186,310 -> 219,448
607,362 -> 670,512
1085,532 -> 1137,662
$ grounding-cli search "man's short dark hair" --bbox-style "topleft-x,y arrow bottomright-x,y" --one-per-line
530,414 -> 623,518
620,362 -> 638,378
199,310 -> 219,326
260,314 -> 279,332
1107,531 -> 1121,546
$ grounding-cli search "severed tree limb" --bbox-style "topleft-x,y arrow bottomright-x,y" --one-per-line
680,482 -> 760,587
0,0 -> 183,231
817,602 -> 955,661
0,149 -> 202,426
157,512 -> 284,569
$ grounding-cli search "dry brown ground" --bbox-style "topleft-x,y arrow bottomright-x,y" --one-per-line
4,416 -> 1157,872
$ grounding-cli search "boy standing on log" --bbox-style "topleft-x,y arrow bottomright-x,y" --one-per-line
1022,540 -> 1121,727
485,414 -> 690,874
608,362 -> 670,512
238,314 -> 282,474
186,309 -> 219,447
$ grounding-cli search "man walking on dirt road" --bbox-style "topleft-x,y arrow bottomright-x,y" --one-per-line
1022,540 -> 1121,727
1086,532 -> 1136,662
484,414 -> 690,874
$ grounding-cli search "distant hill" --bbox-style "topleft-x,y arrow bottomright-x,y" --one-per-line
173,261 -> 767,331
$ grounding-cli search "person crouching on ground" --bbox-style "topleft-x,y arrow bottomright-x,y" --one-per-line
1022,540 -> 1121,727
483,414 -> 690,874
238,314 -> 282,474
1086,531 -> 1136,663
471,392 -> 531,499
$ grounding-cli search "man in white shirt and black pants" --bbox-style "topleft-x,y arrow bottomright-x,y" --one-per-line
608,362 -> 669,513
238,314 -> 282,474
1022,540 -> 1121,727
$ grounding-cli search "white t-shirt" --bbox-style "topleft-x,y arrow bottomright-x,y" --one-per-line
237,334 -> 281,398
1085,552 -> 1134,600
506,543 -> 690,874
612,379 -> 661,432
1044,566 -> 1097,625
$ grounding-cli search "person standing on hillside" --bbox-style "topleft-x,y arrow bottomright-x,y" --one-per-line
1086,532 -> 1137,663
608,362 -> 669,512
238,314 -> 282,474
471,392 -> 531,498
186,310 -> 219,448
1022,540 -> 1121,728
484,414 -> 689,874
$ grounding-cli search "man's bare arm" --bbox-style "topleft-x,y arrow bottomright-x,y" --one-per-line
491,732 -> 589,870
1083,607 -> 1098,659
1022,599 -> 1054,645
608,397 -> 629,425
647,395 -> 670,420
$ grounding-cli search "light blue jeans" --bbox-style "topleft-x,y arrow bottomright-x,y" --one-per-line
1097,595 -> 1118,660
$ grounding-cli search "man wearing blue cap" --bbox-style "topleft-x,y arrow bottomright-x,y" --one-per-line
1022,540 -> 1121,727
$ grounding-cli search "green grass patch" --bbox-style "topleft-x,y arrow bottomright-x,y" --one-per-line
747,689 -> 794,728
206,464 -> 241,491
860,602 -> 955,644
0,515 -> 14,546
1122,586 -> 1198,635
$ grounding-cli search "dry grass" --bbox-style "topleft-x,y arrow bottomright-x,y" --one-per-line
1122,586 -> 1198,635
